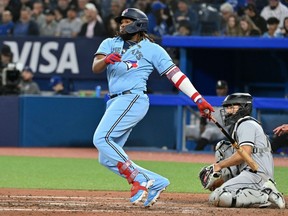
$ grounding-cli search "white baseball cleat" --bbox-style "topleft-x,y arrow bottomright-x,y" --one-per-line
130,180 -> 154,205
262,179 -> 285,209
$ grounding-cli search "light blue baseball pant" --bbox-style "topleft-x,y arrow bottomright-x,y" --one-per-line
93,93 -> 164,182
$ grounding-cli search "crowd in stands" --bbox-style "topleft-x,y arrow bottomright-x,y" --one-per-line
0,0 -> 287,38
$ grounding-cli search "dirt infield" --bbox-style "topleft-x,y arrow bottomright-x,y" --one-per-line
0,147 -> 287,216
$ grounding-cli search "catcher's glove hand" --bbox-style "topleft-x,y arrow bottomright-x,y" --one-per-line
199,164 -> 223,191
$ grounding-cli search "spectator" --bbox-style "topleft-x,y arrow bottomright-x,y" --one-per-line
260,0 -> 288,28
104,0 -> 124,21
239,15 -> 261,36
215,80 -> 229,97
55,5 -> 82,38
147,1 -> 169,39
244,3 -> 267,35
173,20 -> 192,36
262,16 -> 283,37
173,0 -> 199,35
49,75 -> 68,95
197,3 -> 222,36
219,2 -> 235,35
19,0 -> 33,10
77,0 -> 90,22
31,1 -> 46,28
186,80 -> 229,151
53,8 -> 64,23
274,123 -> 288,136
3,0 -> 21,22
78,3 -> 106,38
13,6 -> 40,36
0,10 -> 14,36
104,14 -> 118,37
132,0 -> 151,14
39,8 -> 58,37
42,0 -> 58,11
55,0 -> 71,18
0,44 -> 13,70
18,66 -> 41,95
271,123 -> 288,155
161,0 -> 177,33
224,14 -> 241,36
280,16 -> 288,37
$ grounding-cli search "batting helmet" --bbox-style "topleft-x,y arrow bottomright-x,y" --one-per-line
221,93 -> 253,126
115,8 -> 148,34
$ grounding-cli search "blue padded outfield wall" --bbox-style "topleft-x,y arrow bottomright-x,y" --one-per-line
20,96 -> 106,147
0,95 -> 287,151
0,96 -> 19,147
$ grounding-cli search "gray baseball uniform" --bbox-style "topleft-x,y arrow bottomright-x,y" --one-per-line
210,116 -> 274,206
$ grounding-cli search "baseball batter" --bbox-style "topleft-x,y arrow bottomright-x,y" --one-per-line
91,8 -> 214,207
199,93 -> 285,209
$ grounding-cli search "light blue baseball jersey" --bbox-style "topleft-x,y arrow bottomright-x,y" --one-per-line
95,37 -> 175,95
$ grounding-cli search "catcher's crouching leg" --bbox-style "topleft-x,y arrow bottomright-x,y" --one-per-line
209,187 -> 269,207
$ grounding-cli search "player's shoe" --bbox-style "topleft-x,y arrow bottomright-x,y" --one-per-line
130,180 -> 154,205
144,177 -> 170,207
262,179 -> 285,209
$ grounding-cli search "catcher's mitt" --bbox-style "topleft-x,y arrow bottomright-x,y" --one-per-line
199,164 -> 224,191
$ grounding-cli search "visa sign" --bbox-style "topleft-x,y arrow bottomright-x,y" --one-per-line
4,41 -> 79,74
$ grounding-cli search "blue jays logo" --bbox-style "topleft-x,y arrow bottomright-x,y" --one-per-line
123,60 -> 138,70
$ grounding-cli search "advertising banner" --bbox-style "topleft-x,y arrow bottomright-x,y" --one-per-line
1,36 -> 106,79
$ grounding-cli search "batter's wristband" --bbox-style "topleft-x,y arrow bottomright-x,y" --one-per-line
191,92 -> 201,103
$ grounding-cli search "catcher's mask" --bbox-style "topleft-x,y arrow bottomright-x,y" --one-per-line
220,93 -> 253,126
115,8 -> 148,34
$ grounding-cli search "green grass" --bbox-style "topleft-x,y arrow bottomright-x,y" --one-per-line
0,156 -> 287,195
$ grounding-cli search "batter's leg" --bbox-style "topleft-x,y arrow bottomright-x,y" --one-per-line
93,94 -> 169,204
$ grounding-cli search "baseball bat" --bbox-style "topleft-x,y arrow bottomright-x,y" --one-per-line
210,115 -> 259,172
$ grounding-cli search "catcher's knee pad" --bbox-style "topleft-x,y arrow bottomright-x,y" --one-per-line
209,188 -> 233,207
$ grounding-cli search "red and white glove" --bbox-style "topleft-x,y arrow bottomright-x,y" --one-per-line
196,97 -> 214,118
104,53 -> 121,64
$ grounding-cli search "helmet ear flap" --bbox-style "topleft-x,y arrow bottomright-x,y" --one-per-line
115,8 -> 148,33
125,19 -> 148,34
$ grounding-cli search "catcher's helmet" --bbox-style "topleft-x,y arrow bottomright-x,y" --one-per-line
115,8 -> 148,34
221,93 -> 253,126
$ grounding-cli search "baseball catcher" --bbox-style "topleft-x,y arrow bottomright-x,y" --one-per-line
199,93 -> 285,209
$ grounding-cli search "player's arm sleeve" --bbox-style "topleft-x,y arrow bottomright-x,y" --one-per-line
151,45 -> 202,103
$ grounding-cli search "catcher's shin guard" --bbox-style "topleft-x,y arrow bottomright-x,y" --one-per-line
117,160 -> 138,184
209,187 -> 269,208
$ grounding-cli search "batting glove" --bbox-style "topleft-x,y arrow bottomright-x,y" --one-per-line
104,53 -> 122,64
196,97 -> 214,119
